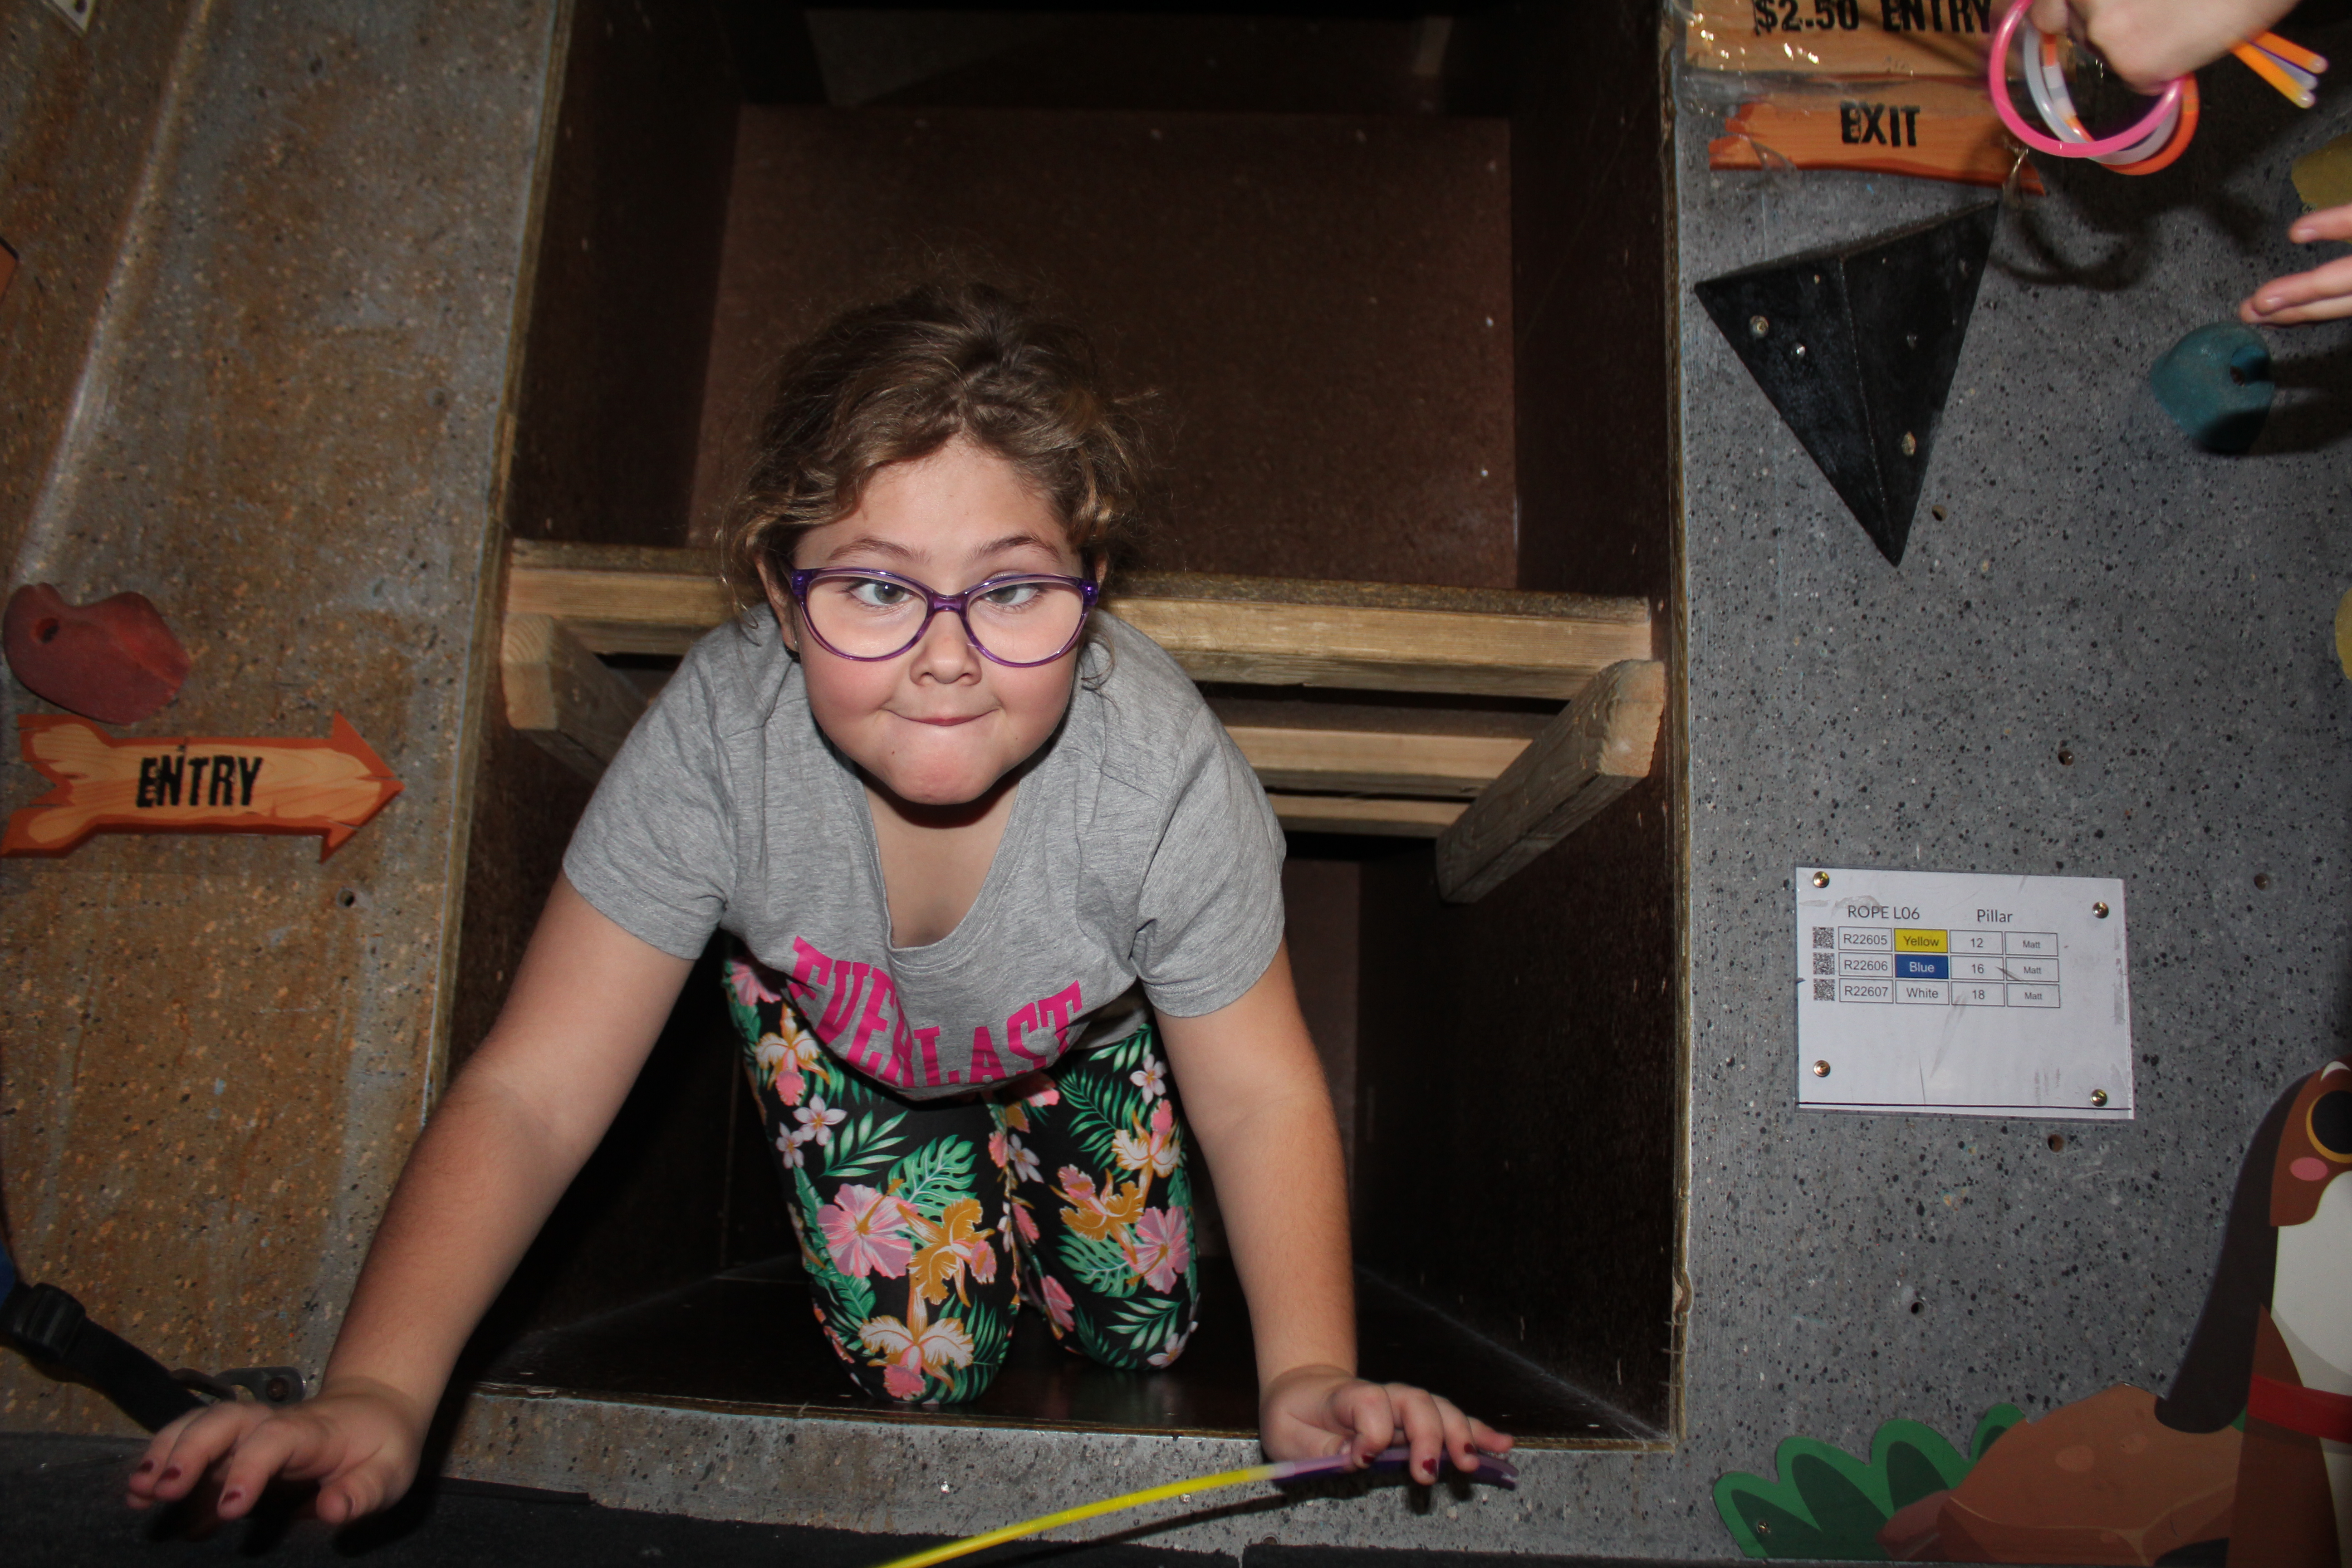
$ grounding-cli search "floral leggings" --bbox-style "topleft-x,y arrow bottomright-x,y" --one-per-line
724,951 -> 1200,1403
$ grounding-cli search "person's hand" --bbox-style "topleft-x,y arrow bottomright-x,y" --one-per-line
123,1377 -> 427,1525
1259,1363 -> 1513,1484
2020,0 -> 2299,90
2241,204 -> 2352,326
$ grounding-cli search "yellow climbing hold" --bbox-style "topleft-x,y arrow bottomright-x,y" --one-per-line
2293,132 -> 2352,212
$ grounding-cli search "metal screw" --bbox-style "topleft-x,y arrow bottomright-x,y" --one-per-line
2090,1088 -> 2109,1107
2058,749 -> 2074,765
1812,871 -> 1831,888
2047,1133 -> 2067,1152
1749,314 -> 1769,337
1900,431 -> 1917,456
1793,343 -> 1808,358
1811,1060 -> 1831,1078
2254,873 -> 2271,890
2093,902 -> 2109,919
1756,1521 -> 1774,1539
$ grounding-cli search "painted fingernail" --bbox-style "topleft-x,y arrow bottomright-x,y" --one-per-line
221,1489 -> 244,1509
134,1460 -> 154,1474
160,1467 -> 181,1483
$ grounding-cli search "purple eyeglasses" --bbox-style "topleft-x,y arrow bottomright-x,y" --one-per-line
785,568 -> 1099,668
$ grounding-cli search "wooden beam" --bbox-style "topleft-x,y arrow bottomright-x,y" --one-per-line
504,541 -> 1652,699
1434,659 -> 1666,902
1267,794 -> 1465,838
1225,726 -> 1526,799
501,612 -> 651,782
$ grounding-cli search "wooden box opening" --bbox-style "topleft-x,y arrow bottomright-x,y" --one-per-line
456,2 -> 1680,1448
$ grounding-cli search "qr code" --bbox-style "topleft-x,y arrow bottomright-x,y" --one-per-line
1812,951 -> 1835,976
1813,980 -> 1836,1001
1812,926 -> 1835,950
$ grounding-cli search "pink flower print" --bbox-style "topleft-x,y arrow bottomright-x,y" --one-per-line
1113,1102 -> 1180,1179
1022,1081 -> 1061,1109
882,1362 -> 927,1400
987,1127 -> 1010,1170
862,1312 -> 976,1374
1012,1200 -> 1039,1245
776,1125 -> 814,1169
1005,1135 -> 1042,1185
794,1095 -> 846,1149
1039,1274 -> 1076,1332
820,1318 -> 856,1365
1056,1166 -> 1096,1202
1147,1319 -> 1194,1369
819,1184 -> 916,1279
1130,1057 -> 1166,1101
726,958 -> 781,1008
1125,1206 -> 1191,1294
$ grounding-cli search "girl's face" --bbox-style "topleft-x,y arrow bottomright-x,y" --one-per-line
764,436 -> 1090,811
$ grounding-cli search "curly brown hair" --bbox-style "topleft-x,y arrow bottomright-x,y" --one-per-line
721,283 -> 1151,604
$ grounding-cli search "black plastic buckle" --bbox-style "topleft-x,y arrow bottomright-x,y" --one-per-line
1,1282 -> 89,1362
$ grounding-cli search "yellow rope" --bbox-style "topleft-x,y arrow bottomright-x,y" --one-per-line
865,1462 -> 1282,1568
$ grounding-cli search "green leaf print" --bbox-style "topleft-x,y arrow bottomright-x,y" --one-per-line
1111,1296 -> 1181,1351
1164,1164 -> 1192,1215
1055,1074 -> 1130,1170
823,1110 -> 909,1181
889,1137 -> 978,1222
817,1267 -> 876,1330
1072,1308 -> 1126,1367
1098,1029 -> 1151,1076
1057,1229 -> 1138,1299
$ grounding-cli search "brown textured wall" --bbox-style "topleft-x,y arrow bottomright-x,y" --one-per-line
0,2 -> 557,1430
0,0 -> 200,570
500,0 -> 737,547
689,106 -> 1515,588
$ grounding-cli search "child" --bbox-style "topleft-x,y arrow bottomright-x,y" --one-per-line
127,283 -> 1510,1525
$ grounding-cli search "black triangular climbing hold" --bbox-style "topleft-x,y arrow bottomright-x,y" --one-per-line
1695,201 -> 1996,566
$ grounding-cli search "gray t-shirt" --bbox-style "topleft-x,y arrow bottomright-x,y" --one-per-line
563,608 -> 1287,1100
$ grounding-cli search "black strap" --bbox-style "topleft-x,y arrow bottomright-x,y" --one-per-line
1,1279 -> 203,1431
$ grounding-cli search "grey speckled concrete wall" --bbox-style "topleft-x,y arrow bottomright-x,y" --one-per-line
0,0 -> 556,1429
1669,31 -> 2352,1563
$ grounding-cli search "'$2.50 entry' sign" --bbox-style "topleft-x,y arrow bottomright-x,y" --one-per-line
2,713 -> 403,861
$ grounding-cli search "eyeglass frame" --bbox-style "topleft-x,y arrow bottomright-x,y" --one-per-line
783,567 -> 1101,668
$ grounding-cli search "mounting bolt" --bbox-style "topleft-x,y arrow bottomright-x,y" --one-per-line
2090,1088 -> 2109,1107
1811,1060 -> 1831,1078
1749,314 -> 1769,337
2093,901 -> 2109,918
1812,871 -> 1831,888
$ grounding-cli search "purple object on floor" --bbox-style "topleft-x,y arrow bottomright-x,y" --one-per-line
1272,1444 -> 1519,1488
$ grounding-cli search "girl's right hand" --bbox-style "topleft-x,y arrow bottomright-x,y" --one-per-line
123,1377 -> 426,1525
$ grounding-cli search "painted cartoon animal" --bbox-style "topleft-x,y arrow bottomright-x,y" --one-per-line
1716,1054 -> 2352,1566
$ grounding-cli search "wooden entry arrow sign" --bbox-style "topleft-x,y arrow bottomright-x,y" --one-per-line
2,713 -> 402,860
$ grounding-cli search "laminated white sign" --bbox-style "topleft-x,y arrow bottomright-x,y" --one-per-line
1793,867 -> 2132,1120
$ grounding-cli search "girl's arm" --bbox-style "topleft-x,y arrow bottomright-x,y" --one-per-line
1156,941 -> 1511,1483
125,876 -> 695,1523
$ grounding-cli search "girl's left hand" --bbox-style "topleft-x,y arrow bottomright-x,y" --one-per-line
2241,204 -> 2352,327
1260,1363 -> 1514,1484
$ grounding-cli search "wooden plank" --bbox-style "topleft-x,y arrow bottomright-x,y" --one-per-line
1225,726 -> 1527,799
1267,794 -> 1465,838
501,612 -> 651,782
1709,80 -> 2040,192
505,540 -> 1653,699
1435,660 -> 1667,902
1112,596 -> 1647,700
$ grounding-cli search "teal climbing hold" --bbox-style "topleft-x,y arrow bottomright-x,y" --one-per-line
2149,323 -> 2274,454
